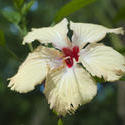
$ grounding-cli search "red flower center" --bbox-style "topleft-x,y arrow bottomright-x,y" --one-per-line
62,46 -> 79,68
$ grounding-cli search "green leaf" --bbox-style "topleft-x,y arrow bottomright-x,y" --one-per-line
109,34 -> 124,51
58,118 -> 63,125
1,9 -> 21,24
0,30 -> 6,46
4,46 -> 20,61
118,48 -> 125,55
21,0 -> 35,15
0,77 -> 6,93
13,0 -> 24,9
120,76 -> 125,81
114,6 -> 125,22
54,0 -> 97,23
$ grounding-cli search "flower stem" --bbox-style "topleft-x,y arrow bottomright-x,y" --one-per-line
58,118 -> 63,125
15,23 -> 34,52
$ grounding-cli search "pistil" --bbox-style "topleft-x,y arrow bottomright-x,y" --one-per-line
62,46 -> 79,68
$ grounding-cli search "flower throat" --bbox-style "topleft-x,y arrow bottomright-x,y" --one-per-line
62,46 -> 79,68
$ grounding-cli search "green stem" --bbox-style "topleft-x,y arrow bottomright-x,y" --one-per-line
20,15 -> 34,52
15,24 -> 34,52
58,118 -> 63,125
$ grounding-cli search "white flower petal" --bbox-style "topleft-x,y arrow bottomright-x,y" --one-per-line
8,46 -> 63,93
80,43 -> 125,81
70,21 -> 124,49
44,64 -> 97,116
23,18 -> 71,49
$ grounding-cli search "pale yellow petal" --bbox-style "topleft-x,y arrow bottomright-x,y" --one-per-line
80,43 -> 125,81
70,21 -> 124,49
8,46 -> 63,93
23,18 -> 70,49
44,64 -> 97,116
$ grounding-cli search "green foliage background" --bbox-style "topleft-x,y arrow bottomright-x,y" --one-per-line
0,0 -> 125,125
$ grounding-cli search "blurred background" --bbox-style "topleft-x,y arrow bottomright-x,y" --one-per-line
0,0 -> 125,125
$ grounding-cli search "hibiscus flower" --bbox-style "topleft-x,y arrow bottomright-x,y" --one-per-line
8,18 -> 125,116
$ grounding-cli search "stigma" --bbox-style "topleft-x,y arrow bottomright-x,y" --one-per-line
62,46 -> 79,68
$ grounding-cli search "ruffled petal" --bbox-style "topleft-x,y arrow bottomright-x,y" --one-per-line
23,18 -> 71,49
70,21 -> 124,49
44,64 -> 97,116
80,43 -> 125,81
8,46 -> 63,93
